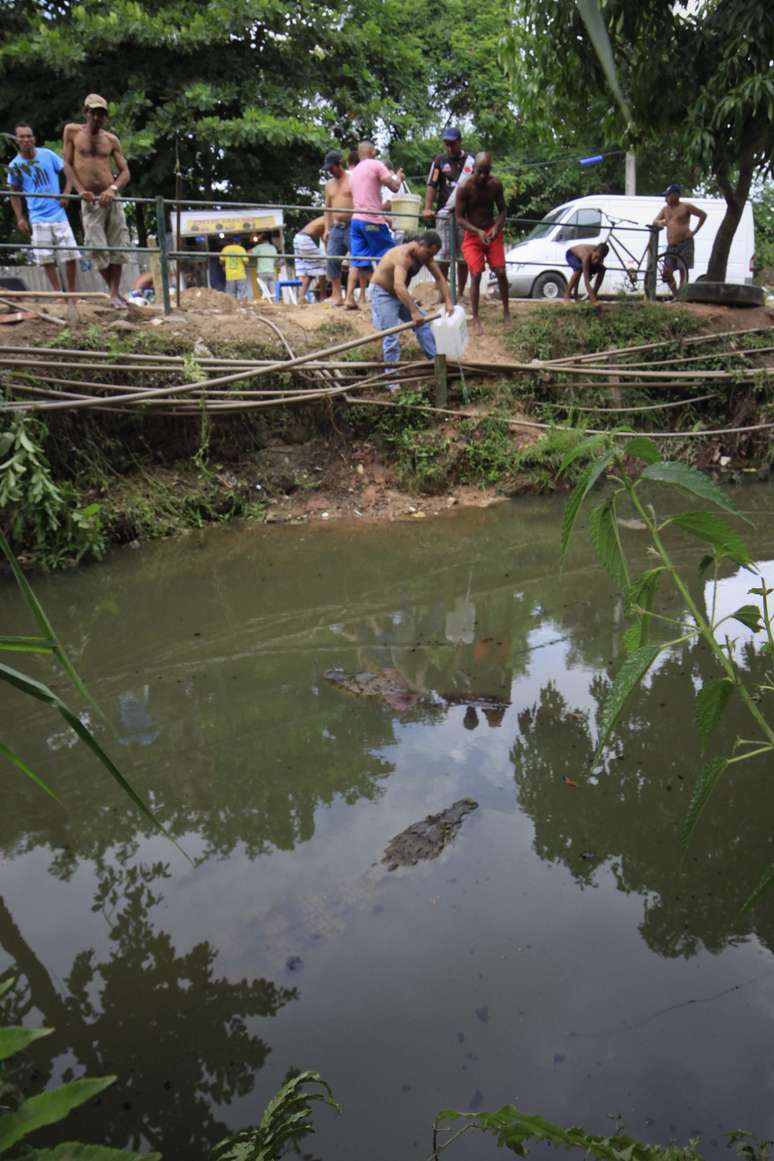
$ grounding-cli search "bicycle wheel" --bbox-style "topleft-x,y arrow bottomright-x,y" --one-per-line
655,252 -> 689,298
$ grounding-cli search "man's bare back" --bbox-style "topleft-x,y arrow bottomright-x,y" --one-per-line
63,123 -> 126,197
301,215 -> 326,240
372,242 -> 430,295
456,175 -> 505,230
325,172 -> 353,224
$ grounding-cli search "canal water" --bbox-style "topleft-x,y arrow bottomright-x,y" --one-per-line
2,489 -> 774,1160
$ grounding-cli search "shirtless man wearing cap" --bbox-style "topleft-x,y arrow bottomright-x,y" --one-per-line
653,184 -> 706,296
323,151 -> 352,306
63,94 -> 131,307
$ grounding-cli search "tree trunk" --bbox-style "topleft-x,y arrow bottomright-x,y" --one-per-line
707,154 -> 754,282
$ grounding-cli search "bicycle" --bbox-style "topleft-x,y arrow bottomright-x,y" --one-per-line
602,213 -> 688,298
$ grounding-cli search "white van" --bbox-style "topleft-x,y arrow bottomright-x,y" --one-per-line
500,194 -> 755,299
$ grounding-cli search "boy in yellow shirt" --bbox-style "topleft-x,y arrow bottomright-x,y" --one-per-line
219,237 -> 249,300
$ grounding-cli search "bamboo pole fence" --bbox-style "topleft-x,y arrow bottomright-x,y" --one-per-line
0,314 -> 771,439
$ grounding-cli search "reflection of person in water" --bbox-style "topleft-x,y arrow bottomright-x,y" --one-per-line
463,706 -> 480,730
117,685 -> 160,746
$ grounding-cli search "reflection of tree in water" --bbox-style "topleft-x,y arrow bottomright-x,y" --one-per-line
0,862 -> 296,1159
510,646 -> 774,960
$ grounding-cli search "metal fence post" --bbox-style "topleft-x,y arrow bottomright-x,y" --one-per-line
645,226 -> 659,301
448,209 -> 458,305
155,195 -> 171,315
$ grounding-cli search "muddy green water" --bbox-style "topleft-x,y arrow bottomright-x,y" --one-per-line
3,491 -> 774,1160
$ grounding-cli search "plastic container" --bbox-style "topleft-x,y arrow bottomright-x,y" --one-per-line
431,305 -> 469,359
389,193 -> 421,235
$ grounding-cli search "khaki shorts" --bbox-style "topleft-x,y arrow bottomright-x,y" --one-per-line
81,200 -> 131,270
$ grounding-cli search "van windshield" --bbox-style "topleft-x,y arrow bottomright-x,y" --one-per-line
521,208 -> 566,241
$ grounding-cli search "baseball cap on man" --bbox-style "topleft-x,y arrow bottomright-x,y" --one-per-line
442,126 -> 461,142
324,150 -> 343,168
84,93 -> 108,111
662,183 -> 681,196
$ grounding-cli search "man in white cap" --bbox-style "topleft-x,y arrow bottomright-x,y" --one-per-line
63,94 -> 131,308
653,183 -> 706,296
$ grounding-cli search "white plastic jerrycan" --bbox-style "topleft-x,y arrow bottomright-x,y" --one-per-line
431,305 -> 469,359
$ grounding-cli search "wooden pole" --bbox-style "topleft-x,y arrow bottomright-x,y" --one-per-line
434,354 -> 448,407
0,290 -> 108,299
175,168 -> 183,311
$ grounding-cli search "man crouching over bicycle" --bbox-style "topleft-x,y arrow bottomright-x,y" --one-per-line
563,242 -> 609,304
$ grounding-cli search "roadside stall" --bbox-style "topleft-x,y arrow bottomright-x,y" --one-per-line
177,207 -> 285,298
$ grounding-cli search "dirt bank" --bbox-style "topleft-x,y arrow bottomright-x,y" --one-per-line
1,293 -> 772,564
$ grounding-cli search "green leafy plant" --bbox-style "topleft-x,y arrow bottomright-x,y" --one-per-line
0,415 -> 106,568
558,435 -> 774,908
211,1071 -> 340,1161
0,978 -> 156,1161
433,1103 -> 704,1161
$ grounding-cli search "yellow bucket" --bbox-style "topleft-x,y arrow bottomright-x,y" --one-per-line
389,193 -> 421,235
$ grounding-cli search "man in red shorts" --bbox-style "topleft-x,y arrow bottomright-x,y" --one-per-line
455,152 -> 510,334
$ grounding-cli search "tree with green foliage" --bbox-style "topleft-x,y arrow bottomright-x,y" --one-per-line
504,0 -> 774,280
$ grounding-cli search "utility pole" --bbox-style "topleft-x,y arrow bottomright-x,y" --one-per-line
625,151 -> 637,196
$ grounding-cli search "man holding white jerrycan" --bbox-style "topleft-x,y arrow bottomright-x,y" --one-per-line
369,231 -> 467,385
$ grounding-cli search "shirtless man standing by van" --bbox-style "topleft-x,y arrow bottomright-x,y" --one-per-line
63,94 -> 131,308
653,183 -> 706,296
323,150 -> 352,306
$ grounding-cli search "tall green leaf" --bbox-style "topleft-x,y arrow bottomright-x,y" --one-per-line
0,663 -> 185,858
681,755 -> 728,846
640,462 -> 746,519
0,1026 -> 52,1063
560,449 -> 617,565
593,644 -> 661,761
695,678 -> 734,743
0,1077 -> 115,1155
0,743 -> 61,803
0,637 -> 56,654
663,512 -> 751,567
741,863 -> 774,913
589,499 -> 628,590
0,528 -> 106,726
576,0 -> 634,127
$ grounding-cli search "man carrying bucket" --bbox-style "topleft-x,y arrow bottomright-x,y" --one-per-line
344,141 -> 405,310
369,231 -> 454,383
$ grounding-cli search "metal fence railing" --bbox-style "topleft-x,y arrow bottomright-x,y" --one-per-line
0,189 -> 661,312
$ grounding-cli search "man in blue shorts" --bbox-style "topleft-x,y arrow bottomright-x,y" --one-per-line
9,122 -> 80,294
344,141 -> 405,310
563,242 -> 609,304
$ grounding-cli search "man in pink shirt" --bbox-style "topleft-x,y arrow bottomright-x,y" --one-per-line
344,140 -> 405,309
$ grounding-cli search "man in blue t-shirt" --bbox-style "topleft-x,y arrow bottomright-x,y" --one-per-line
8,122 -> 80,293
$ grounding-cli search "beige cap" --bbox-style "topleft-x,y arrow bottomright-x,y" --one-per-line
84,93 -> 108,111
